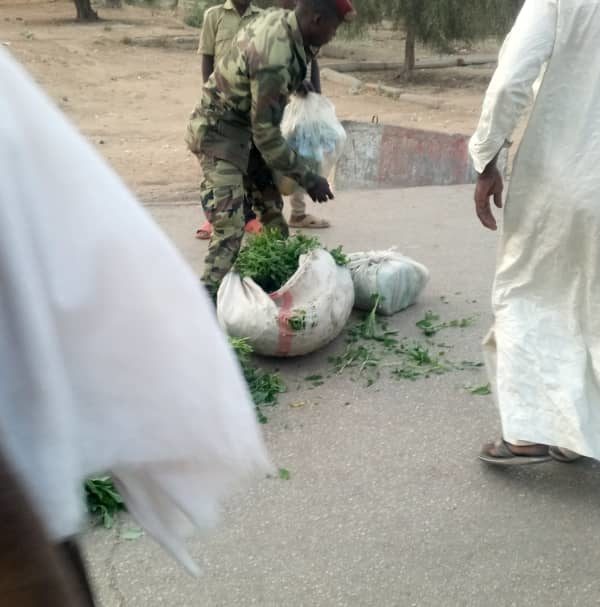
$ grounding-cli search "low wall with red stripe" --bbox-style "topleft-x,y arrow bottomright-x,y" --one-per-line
334,121 -> 501,191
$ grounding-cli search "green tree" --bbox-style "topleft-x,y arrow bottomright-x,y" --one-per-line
349,0 -> 524,75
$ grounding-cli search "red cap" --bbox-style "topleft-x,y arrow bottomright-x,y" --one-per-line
335,0 -> 356,21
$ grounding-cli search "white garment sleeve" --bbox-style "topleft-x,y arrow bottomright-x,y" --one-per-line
469,0 -> 558,173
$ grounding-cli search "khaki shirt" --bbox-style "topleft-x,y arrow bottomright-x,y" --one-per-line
198,0 -> 261,61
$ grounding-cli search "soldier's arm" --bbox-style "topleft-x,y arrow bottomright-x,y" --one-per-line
202,56 -> 215,83
198,8 -> 218,81
250,66 -> 319,191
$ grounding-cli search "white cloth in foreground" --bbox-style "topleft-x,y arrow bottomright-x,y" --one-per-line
0,48 -> 271,574
470,0 -> 600,457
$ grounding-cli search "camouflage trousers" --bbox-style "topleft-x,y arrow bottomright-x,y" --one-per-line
199,151 -> 288,297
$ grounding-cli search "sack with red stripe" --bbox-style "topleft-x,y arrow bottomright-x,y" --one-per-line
217,249 -> 354,357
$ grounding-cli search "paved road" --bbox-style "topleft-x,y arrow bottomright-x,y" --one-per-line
86,185 -> 600,607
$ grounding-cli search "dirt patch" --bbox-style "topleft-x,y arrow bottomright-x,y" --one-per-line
349,66 -> 494,92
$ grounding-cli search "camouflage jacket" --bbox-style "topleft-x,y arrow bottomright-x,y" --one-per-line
186,9 -> 318,191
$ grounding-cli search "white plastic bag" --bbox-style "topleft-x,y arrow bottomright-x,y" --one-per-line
217,249 -> 354,357
348,250 -> 429,316
278,93 -> 347,194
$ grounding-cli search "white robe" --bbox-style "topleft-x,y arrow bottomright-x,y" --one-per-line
470,0 -> 600,457
0,49 -> 271,574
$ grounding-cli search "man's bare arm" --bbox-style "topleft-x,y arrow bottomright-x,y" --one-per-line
201,55 -> 215,84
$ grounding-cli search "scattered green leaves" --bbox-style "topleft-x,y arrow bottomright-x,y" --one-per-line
278,468 -> 291,481
356,294 -> 381,340
328,245 -> 349,266
230,337 -> 286,423
85,477 -> 125,528
305,374 -> 323,382
416,311 -> 476,337
467,383 -> 492,395
347,295 -> 398,347
328,299 -> 484,387
456,361 -> 485,370
391,342 -> 451,381
305,374 -> 325,387
330,343 -> 381,386
288,310 -> 307,332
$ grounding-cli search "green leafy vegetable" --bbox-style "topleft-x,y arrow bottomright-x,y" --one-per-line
329,299 -> 482,386
347,295 -> 399,347
85,477 -> 125,528
234,230 -> 320,293
390,342 -> 451,381
328,245 -> 349,266
234,229 -> 347,293
278,468 -> 291,480
416,311 -> 476,337
288,310 -> 307,331
305,373 -> 325,387
456,361 -> 485,369
467,383 -> 492,395
329,343 -> 381,386
230,337 -> 286,423
305,374 -> 323,382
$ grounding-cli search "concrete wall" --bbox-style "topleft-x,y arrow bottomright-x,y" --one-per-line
335,121 -> 505,191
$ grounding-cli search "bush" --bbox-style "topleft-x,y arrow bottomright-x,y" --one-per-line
183,0 -> 220,28
184,3 -> 204,27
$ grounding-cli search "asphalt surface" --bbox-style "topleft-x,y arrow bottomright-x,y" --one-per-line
85,185 -> 600,607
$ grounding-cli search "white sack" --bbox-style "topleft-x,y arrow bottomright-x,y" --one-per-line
217,249 -> 354,357
0,48 -> 271,575
348,250 -> 429,316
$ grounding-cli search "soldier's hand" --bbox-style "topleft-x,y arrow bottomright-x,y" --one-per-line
306,176 -> 334,203
296,80 -> 315,97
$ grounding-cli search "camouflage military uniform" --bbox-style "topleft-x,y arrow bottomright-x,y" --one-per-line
198,1 -> 262,228
186,9 -> 321,295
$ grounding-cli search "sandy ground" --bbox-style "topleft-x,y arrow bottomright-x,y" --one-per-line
1,0 -> 498,204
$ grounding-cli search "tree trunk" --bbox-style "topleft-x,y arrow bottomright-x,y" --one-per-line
404,24 -> 416,76
73,0 -> 99,21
